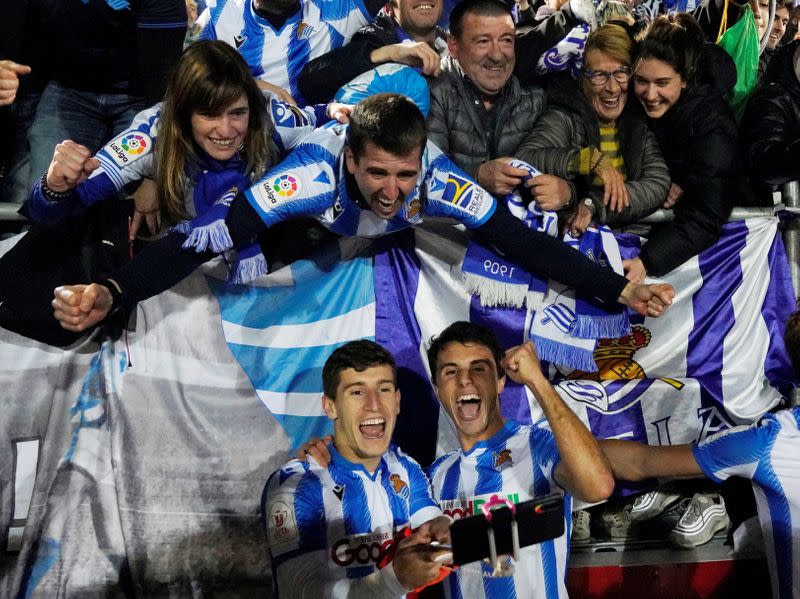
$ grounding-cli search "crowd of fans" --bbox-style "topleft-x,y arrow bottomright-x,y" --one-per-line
1,0 -> 800,596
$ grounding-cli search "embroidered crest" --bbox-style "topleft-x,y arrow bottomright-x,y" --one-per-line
492,449 -> 513,471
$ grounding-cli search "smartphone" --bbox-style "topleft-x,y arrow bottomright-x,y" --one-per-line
449,494 -> 565,566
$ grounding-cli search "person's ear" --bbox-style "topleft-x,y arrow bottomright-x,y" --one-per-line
345,146 -> 356,175
322,395 -> 337,420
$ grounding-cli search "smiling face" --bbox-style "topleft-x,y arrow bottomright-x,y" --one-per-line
323,364 -> 400,472
633,56 -> 686,119
580,49 -> 629,123
345,141 -> 422,220
433,341 -> 505,452
448,12 -> 516,97
768,6 -> 791,51
190,93 -> 249,161
392,0 -> 442,37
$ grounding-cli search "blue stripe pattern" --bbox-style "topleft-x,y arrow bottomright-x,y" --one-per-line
686,221 -> 749,410
209,255 -> 373,450
529,428 -> 559,599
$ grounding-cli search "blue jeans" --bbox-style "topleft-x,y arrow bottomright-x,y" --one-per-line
6,81 -> 145,205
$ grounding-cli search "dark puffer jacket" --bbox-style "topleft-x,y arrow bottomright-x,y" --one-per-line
517,73 -> 670,225
742,40 -> 800,187
426,55 -> 547,181
638,45 -> 741,276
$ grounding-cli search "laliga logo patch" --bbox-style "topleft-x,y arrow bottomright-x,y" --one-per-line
492,449 -> 513,471
107,131 -> 151,168
262,173 -> 301,207
389,474 -> 410,499
273,174 -> 299,197
267,499 -> 298,546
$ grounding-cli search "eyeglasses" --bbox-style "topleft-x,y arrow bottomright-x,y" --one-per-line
582,66 -> 632,86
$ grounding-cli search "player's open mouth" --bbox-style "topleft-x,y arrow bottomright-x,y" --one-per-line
360,417 -> 386,438
456,394 -> 481,421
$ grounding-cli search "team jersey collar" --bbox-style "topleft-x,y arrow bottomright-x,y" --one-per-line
329,443 -> 390,481
250,0 -> 303,33
461,420 -> 520,458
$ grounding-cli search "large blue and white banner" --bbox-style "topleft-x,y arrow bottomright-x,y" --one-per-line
0,217 -> 795,595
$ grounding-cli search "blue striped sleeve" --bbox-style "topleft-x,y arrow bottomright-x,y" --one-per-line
693,419 -> 776,483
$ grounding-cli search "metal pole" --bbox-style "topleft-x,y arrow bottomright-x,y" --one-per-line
783,180 -> 800,406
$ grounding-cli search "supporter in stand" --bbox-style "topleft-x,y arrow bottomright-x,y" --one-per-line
743,39 -> 800,188
426,0 -> 578,205
194,0 -> 390,105
20,40 -> 340,342
27,41 -> 329,239
49,93 -> 674,333
519,24 -> 670,234
297,0 -> 448,105
5,0 -> 187,207
622,14 -> 744,282
759,0 -> 793,79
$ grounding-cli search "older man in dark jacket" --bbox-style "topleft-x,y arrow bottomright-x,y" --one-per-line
427,0 -> 579,213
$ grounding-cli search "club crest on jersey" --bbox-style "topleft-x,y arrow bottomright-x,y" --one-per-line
493,449 -> 513,471
267,499 -> 298,546
443,173 -> 474,209
405,198 -> 422,220
106,131 -> 152,167
297,22 -> 314,40
389,474 -> 410,499
272,99 -> 310,128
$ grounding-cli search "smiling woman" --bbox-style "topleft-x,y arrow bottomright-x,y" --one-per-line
520,24 -> 670,235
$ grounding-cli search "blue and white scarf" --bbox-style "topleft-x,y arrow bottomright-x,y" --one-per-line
173,153 -> 267,284
462,159 -> 629,372
536,23 -> 591,79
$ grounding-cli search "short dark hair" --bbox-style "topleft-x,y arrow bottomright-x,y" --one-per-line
785,309 -> 800,377
449,0 -> 512,41
776,0 -> 793,13
347,93 -> 427,162
635,14 -> 705,86
322,340 -> 397,398
426,321 -> 505,383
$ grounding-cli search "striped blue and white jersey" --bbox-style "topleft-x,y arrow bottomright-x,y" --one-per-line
428,421 -> 571,599
197,0 -> 372,104
27,94 -> 321,224
263,444 -> 442,598
244,123 -> 497,237
693,407 -> 800,599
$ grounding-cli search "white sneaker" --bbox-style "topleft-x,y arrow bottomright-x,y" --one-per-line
669,493 -> 730,548
572,509 -> 591,542
600,504 -> 633,539
630,489 -> 681,522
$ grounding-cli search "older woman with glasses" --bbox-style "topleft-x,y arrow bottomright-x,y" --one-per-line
518,24 -> 670,237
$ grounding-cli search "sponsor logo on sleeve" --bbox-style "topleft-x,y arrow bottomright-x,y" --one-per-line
443,173 -> 474,209
105,132 -> 152,168
258,172 -> 301,208
267,499 -> 299,546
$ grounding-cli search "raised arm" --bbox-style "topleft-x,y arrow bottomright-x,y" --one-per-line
502,342 -> 614,503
